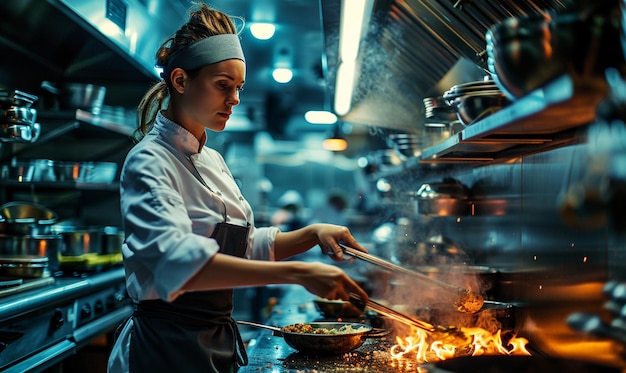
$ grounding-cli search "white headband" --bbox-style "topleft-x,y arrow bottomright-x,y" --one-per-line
163,34 -> 245,79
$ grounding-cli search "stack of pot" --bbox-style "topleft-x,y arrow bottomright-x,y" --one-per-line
0,201 -> 59,277
0,90 -> 41,143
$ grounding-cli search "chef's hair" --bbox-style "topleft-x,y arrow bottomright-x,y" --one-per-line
135,2 -> 243,141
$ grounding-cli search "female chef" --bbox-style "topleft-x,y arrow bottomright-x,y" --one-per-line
107,3 -> 369,372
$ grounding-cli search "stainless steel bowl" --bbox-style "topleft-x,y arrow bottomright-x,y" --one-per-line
59,83 -> 106,115
0,202 -> 57,235
451,92 -> 510,126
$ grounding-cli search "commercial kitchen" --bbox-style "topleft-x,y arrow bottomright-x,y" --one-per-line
1,0 -> 626,372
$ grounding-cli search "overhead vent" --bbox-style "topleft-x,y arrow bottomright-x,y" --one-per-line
106,0 -> 127,32
321,0 -> 577,131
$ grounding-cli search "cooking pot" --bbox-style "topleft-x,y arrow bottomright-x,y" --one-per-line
414,178 -> 470,216
0,201 -> 57,235
102,226 -> 124,254
237,321 -> 388,355
486,5 -> 624,100
420,355 -> 622,372
0,256 -> 48,278
0,234 -> 61,272
58,228 -> 103,256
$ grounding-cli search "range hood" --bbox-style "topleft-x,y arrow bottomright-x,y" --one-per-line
321,0 -> 578,132
0,0 -> 189,97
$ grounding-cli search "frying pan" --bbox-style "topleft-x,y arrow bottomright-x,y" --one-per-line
237,321 -> 388,355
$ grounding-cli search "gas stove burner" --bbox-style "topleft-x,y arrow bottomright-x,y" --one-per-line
421,355 -> 622,372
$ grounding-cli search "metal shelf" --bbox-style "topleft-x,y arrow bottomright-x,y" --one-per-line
38,109 -> 134,138
420,74 -> 607,164
0,180 -> 119,192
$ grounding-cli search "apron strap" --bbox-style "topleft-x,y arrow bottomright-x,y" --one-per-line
234,323 -> 248,367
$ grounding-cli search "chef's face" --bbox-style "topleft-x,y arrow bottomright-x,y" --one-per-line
180,59 -> 246,134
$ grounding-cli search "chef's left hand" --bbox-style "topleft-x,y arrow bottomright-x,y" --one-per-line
313,224 -> 367,262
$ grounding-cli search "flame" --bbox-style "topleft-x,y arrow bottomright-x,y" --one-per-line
390,326 -> 531,364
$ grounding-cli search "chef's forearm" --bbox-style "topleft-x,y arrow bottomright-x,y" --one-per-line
273,225 -> 321,260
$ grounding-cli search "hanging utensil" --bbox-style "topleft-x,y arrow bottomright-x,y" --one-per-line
339,244 -> 484,313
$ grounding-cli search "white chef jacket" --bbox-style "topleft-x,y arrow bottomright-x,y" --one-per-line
120,112 -> 279,303
109,112 -> 280,373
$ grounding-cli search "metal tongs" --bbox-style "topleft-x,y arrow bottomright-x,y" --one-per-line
349,293 -> 436,332
339,244 -> 484,313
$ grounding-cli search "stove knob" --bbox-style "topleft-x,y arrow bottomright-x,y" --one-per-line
81,303 -> 92,320
94,300 -> 104,315
51,308 -> 65,330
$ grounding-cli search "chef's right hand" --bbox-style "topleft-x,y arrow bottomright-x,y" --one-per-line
297,262 -> 368,302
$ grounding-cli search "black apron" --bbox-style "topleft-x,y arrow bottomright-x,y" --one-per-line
128,222 -> 250,373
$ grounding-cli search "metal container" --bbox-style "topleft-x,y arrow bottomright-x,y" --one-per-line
59,83 -> 106,115
0,256 -> 48,278
414,178 -> 470,216
59,228 -> 103,256
54,161 -> 117,183
1,159 -> 56,182
0,234 -> 61,272
102,226 -> 124,254
0,106 -> 37,125
0,122 -> 40,143
0,202 -> 57,235
0,90 -> 38,108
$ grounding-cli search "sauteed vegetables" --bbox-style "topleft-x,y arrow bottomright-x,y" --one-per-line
282,323 -> 370,335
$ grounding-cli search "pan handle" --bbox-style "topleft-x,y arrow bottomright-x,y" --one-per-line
236,320 -> 283,336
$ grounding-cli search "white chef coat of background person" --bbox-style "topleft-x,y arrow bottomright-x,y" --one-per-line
107,4 -> 369,373
308,189 -> 349,227
270,189 -> 306,231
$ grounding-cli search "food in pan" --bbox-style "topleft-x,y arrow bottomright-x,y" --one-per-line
282,323 -> 370,335
454,290 -> 484,313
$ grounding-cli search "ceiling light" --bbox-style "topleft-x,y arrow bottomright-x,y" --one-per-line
322,124 -> 348,152
333,0 -> 373,116
305,111 -> 337,124
250,23 -> 276,40
272,68 -> 293,83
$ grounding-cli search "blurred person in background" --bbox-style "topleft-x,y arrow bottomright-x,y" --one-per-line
309,189 -> 349,227
270,189 -> 306,231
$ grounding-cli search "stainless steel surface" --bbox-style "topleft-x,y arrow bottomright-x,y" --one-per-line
321,0 -> 575,131
0,267 -> 131,372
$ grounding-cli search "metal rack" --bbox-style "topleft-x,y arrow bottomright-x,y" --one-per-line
420,74 -> 607,164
